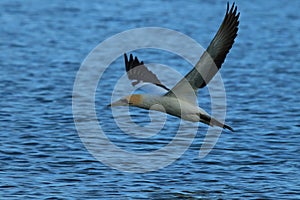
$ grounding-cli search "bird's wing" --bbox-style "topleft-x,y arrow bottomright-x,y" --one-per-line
124,53 -> 170,91
134,82 -> 168,96
164,3 -> 240,103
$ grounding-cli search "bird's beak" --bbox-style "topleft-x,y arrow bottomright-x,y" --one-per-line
107,98 -> 128,107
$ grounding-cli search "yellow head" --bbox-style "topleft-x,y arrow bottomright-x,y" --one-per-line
108,94 -> 143,107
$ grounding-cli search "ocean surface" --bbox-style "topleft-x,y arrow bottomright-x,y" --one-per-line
1,0 -> 300,199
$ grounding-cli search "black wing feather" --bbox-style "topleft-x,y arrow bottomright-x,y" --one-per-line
124,53 -> 169,91
165,2 -> 240,96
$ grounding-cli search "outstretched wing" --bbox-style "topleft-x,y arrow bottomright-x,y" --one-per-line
124,53 -> 170,91
164,3 -> 240,102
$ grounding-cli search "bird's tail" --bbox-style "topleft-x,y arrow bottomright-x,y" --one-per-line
199,113 -> 234,132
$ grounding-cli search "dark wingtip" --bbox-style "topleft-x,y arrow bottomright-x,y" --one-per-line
129,53 -> 134,62
124,53 -> 147,74
226,2 -> 229,13
124,53 -> 128,71
224,124 -> 235,132
226,2 -> 238,15
230,2 -> 234,12
237,11 -> 240,19
124,53 -> 128,61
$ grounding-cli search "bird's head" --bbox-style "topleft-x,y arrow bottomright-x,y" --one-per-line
108,94 -> 143,107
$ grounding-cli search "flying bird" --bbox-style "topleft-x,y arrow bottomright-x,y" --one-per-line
109,3 -> 240,132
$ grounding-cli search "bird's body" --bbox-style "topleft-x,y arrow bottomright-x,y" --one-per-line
111,94 -> 233,131
109,3 -> 240,132
126,94 -> 208,122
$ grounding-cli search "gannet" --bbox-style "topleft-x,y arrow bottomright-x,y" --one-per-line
109,3 -> 240,132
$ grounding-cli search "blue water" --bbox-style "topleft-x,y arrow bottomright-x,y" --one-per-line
1,0 -> 300,199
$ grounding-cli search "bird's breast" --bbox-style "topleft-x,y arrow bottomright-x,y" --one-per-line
140,95 -> 204,122
159,97 -> 200,120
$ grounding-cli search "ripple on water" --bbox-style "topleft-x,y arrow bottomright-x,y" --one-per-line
1,0 -> 300,199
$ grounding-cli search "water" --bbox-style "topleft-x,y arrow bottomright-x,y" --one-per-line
1,0 -> 300,199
